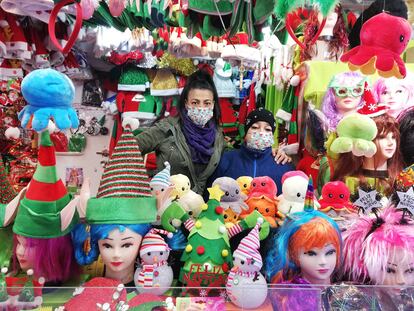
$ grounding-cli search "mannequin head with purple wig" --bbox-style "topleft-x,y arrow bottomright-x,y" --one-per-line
322,72 -> 366,131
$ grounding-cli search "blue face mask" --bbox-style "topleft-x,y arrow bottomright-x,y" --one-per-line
187,107 -> 214,127
246,131 -> 274,150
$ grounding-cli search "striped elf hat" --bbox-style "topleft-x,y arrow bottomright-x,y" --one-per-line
304,176 -> 315,212
139,228 -> 173,257
8,130 -> 79,238
86,118 -> 157,224
233,218 -> 263,269
150,161 -> 171,190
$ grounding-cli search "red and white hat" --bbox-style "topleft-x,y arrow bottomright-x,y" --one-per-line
357,82 -> 387,118
139,228 -> 173,257
30,28 -> 50,68
0,59 -> 23,80
221,33 -> 261,64
233,218 -> 263,269
3,13 -> 31,60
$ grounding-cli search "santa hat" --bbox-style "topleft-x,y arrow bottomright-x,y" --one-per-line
221,33 -> 261,64
233,218 -> 263,269
150,162 -> 171,189
8,129 -> 79,238
116,91 -> 158,120
86,118 -> 157,224
4,13 -> 31,59
304,177 -> 315,212
0,15 -> 6,57
357,82 -> 387,118
0,157 -> 16,204
0,60 -> 23,80
139,228 -> 173,256
30,28 -> 50,69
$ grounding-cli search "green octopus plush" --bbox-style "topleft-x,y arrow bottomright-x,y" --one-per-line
330,113 -> 378,158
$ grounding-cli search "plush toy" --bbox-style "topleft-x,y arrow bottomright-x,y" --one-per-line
244,177 -> 281,227
177,191 -> 204,220
330,113 -> 378,157
226,219 -> 267,309
135,229 -> 174,295
341,13 -> 412,79
18,69 -> 79,131
318,181 -> 357,221
277,171 -> 315,217
236,176 -> 253,196
150,161 -> 174,224
213,177 -> 248,227
170,174 -> 191,200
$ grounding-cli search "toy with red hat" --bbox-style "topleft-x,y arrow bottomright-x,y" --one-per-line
135,228 -> 174,295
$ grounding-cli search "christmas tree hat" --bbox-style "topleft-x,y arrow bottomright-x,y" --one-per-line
0,157 -> 16,204
8,130 -> 79,238
180,185 -> 232,282
86,118 -> 157,224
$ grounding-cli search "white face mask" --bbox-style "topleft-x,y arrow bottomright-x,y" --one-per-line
187,107 -> 214,127
246,131 -> 274,150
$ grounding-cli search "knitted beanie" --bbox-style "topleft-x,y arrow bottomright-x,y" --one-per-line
233,219 -> 263,269
244,107 -> 276,135
139,228 -> 173,256
150,162 -> 171,189
86,118 -> 157,224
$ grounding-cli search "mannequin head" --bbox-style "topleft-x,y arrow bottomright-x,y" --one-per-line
322,72 -> 366,131
398,109 -> 414,167
374,75 -> 414,119
266,210 -> 342,284
302,5 -> 348,61
343,208 -> 414,286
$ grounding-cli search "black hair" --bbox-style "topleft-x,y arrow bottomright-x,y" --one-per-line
399,109 -> 414,166
177,70 -> 221,126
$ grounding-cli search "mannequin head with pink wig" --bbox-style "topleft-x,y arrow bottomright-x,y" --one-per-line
343,207 -> 414,286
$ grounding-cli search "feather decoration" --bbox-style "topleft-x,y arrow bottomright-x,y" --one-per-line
275,0 -> 339,20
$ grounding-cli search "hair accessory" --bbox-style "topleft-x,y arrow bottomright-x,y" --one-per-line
353,189 -> 383,215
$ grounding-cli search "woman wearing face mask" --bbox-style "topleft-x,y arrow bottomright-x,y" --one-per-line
209,108 -> 294,195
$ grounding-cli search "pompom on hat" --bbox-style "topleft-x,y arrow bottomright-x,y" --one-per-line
139,228 -> 173,257
233,218 -> 263,269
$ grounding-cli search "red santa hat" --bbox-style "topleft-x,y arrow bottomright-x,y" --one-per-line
233,218 -> 263,269
139,228 -> 173,257
30,28 -> 50,68
0,59 -> 23,80
4,13 -> 31,59
221,32 -> 261,64
357,82 -> 387,118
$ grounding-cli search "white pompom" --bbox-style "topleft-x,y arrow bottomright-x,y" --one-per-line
27,269 -> 34,276
167,232 -> 173,238
38,277 -> 46,285
289,75 -> 300,86
122,117 -> 140,131
257,217 -> 264,225
193,59 -> 199,65
5,127 -> 20,139
218,225 -> 226,234
165,297 -> 173,304
112,292 -> 120,300
172,219 -> 182,227
1,267 -> 8,274
48,120 -> 57,133
117,283 -> 125,291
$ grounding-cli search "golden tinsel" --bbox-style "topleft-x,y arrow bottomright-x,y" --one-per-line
157,53 -> 197,76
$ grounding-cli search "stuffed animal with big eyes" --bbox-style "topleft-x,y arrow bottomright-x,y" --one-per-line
213,177 -> 248,227
318,181 -> 357,220
170,174 -> 191,200
236,176 -> 253,196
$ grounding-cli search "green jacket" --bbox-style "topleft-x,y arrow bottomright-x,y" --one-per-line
136,117 -> 225,194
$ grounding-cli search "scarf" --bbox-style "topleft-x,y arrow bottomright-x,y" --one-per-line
226,267 -> 258,303
181,110 -> 216,164
137,261 -> 168,287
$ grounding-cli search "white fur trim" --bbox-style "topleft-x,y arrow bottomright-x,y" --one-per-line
117,84 -> 147,92
0,66 -> 23,78
122,111 -> 155,120
275,109 -> 292,121
122,117 -> 140,131
5,41 -> 28,51
150,87 -> 179,96
1,267 -> 7,274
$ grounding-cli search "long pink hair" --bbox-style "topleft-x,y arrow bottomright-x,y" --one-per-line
342,208 -> 414,284
12,234 -> 80,283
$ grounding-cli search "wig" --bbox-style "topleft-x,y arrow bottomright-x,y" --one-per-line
11,234 -> 80,283
265,210 -> 342,283
398,109 -> 414,167
373,76 -> 414,118
71,223 -> 150,266
332,114 -> 403,196
322,72 -> 365,131
301,5 -> 349,62
342,207 -> 414,284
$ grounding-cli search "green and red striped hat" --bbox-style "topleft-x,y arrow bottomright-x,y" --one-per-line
86,122 -> 157,224
12,130 -> 79,238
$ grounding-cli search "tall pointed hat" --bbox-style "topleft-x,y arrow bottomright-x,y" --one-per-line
86,118 -> 157,224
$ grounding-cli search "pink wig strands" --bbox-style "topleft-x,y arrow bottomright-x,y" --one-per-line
342,208 -> 414,284
12,234 -> 79,283
322,72 -> 366,131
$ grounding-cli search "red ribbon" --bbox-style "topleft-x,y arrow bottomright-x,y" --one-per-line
48,0 -> 83,54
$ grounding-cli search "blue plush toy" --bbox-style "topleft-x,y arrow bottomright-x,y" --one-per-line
19,69 -> 79,131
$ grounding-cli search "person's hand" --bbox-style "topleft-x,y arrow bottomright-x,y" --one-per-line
272,143 -> 292,164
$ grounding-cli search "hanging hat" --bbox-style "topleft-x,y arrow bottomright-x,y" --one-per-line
213,74 -> 236,98
150,69 -> 179,96
3,13 -> 31,60
150,162 -> 171,189
30,28 -> 50,69
86,118 -> 157,224
9,129 -> 79,238
0,157 -> 16,204
139,228 -> 173,257
357,82 -> 387,118
233,218 -> 263,269
215,58 -> 232,78
116,91 -> 159,120
221,33 -> 261,64
304,176 -> 315,212
0,60 -> 23,80
118,67 -> 149,92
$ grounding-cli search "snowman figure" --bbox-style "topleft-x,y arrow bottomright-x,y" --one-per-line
134,228 -> 174,295
226,219 -> 267,309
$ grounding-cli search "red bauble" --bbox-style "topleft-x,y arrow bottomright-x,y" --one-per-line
215,206 -> 224,214
222,263 -> 229,273
196,246 -> 205,255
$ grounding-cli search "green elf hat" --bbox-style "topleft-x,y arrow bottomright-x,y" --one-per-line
3,129 -> 79,238
118,67 -> 150,92
86,117 -> 157,225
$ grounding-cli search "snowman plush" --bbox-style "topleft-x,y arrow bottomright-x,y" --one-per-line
226,219 -> 267,309
134,229 -> 174,295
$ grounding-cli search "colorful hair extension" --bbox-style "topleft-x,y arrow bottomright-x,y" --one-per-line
342,207 -> 414,284
322,71 -> 365,131
71,223 -> 150,266
265,210 -> 342,282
